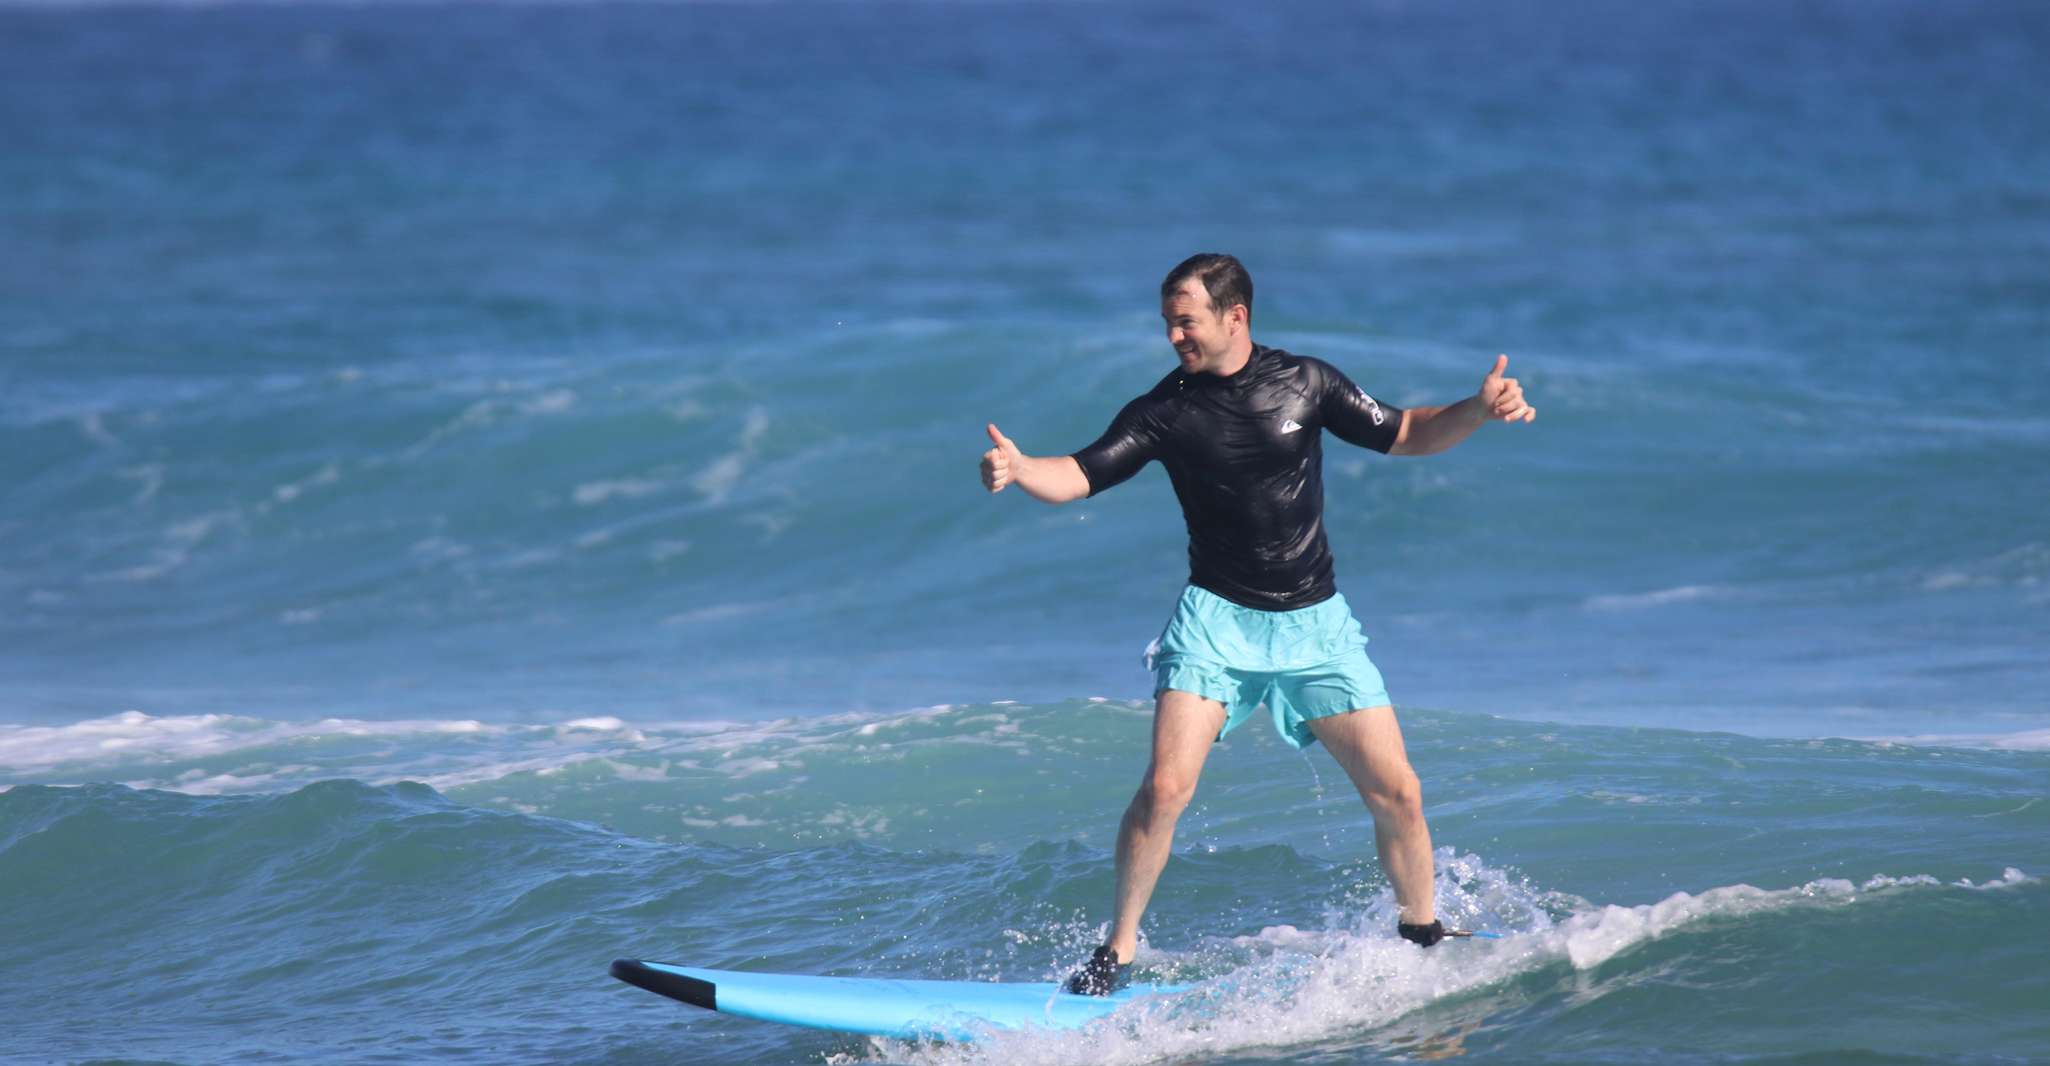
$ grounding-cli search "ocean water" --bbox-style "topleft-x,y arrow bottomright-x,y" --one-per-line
2,1 -> 2047,1063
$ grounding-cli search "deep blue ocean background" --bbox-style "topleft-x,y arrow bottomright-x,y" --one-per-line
3,1 -> 2047,1063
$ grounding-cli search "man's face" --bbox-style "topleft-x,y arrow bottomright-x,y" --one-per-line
1161,277 -> 1243,375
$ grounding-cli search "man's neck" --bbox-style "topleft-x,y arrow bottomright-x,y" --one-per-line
1208,337 -> 1256,378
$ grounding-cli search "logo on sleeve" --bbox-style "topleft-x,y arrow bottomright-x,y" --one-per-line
1360,389 -> 1386,426
1280,419 -> 1304,434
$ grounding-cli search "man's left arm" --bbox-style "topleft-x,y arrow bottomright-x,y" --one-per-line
1388,354 -> 1535,457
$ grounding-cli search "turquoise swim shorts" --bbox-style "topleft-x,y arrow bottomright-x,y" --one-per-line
1146,585 -> 1391,750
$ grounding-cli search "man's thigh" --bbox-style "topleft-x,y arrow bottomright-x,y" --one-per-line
1304,704 -> 1416,793
1150,688 -> 1228,778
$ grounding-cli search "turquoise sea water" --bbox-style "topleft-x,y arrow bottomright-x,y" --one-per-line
3,1 -> 2047,1063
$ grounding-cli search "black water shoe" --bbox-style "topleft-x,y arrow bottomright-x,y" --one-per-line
1062,945 -> 1132,996
1398,920 -> 1447,948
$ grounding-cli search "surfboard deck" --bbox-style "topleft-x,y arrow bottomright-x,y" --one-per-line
610,958 -> 1191,1039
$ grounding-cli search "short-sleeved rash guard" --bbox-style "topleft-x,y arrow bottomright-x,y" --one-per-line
1070,344 -> 1403,612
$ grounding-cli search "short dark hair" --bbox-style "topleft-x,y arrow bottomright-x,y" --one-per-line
1161,253 -> 1253,321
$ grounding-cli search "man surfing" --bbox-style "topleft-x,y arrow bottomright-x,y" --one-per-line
978,253 -> 1535,994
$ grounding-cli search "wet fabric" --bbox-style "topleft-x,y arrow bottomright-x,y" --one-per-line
1145,585 -> 1392,749
1070,344 -> 1403,611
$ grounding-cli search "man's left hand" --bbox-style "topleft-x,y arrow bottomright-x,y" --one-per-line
1479,354 -> 1536,423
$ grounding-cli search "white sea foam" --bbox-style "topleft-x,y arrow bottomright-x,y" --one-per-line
0,703 -> 1008,794
713,756 -> 787,778
404,386 -> 577,458
77,411 -> 118,446
407,536 -> 472,563
572,478 -> 666,506
1583,584 -> 1727,611
116,463 -> 164,504
522,389 -> 576,415
1859,728 -> 2050,752
139,764 -> 326,796
0,711 -> 497,779
598,758 -> 672,782
863,857 -> 2035,1066
560,716 -> 630,733
270,463 -> 340,504
691,406 -> 771,501
691,453 -> 749,501
0,711 -> 232,770
93,508 -> 237,582
661,598 -> 783,625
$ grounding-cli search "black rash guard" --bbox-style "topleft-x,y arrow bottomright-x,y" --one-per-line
1070,344 -> 1403,612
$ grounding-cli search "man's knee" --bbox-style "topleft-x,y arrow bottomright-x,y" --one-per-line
1363,765 -> 1424,821
1131,767 -> 1199,823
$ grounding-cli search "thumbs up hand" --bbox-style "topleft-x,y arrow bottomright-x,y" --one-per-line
981,423 -> 1024,493
1479,354 -> 1536,423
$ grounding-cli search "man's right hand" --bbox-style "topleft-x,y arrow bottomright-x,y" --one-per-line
981,423 -> 1022,493
980,423 -> 1091,503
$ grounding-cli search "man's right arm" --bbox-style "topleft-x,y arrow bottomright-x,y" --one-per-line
980,423 -> 1092,504
983,395 -> 1160,504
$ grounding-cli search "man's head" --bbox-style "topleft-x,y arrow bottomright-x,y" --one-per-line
1160,253 -> 1254,376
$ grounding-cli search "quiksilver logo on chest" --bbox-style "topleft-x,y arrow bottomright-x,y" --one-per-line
1280,419 -> 1304,434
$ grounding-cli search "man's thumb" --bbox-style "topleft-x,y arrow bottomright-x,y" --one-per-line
987,422 -> 1012,450
1488,353 -> 1509,379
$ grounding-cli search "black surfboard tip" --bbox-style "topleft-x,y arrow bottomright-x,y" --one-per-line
612,959 -> 718,1012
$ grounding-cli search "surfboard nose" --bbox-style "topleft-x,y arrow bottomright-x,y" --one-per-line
610,958 -> 718,1011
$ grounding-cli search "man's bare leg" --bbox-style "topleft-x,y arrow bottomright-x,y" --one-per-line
1102,688 -> 1227,963
1306,705 -> 1436,926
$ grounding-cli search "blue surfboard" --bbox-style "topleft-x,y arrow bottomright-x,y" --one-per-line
610,958 -> 1192,1039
